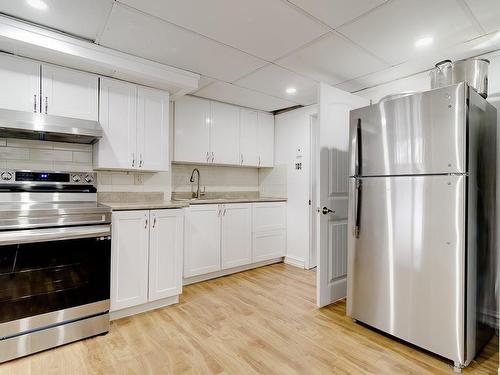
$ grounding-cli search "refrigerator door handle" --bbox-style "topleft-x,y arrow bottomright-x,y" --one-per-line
353,179 -> 362,238
356,118 -> 362,176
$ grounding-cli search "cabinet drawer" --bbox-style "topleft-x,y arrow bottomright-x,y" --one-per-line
253,202 -> 286,232
253,230 -> 285,263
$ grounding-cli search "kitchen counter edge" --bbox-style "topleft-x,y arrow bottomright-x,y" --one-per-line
100,198 -> 287,211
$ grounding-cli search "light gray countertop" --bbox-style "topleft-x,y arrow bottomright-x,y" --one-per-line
100,200 -> 189,211
100,197 -> 287,211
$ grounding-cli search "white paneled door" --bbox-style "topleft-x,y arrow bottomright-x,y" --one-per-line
0,53 -> 40,113
111,210 -> 150,311
148,209 -> 183,302
41,64 -> 98,120
210,101 -> 240,165
316,83 -> 368,308
239,109 -> 259,166
137,86 -> 169,171
174,95 -> 211,163
221,204 -> 252,269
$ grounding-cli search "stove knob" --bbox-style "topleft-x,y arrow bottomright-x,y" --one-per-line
72,174 -> 81,183
84,175 -> 93,183
1,172 -> 12,181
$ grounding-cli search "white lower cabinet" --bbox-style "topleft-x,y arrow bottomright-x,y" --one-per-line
111,209 -> 184,314
253,202 -> 286,262
148,209 -> 184,301
184,205 -> 221,277
111,210 -> 149,311
184,202 -> 286,281
221,204 -> 252,269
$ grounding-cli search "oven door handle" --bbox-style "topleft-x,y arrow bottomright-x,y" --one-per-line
0,225 -> 111,246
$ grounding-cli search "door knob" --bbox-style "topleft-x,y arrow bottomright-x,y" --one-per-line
322,207 -> 335,215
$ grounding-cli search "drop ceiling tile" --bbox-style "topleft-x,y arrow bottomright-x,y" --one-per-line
275,32 -> 388,86
194,81 -> 298,112
118,0 -> 329,61
287,0 -> 386,29
0,0 -> 113,41
342,32 -> 500,93
464,0 -> 500,34
235,64 -> 318,105
99,3 -> 267,82
334,80 -> 367,93
338,0 -> 481,65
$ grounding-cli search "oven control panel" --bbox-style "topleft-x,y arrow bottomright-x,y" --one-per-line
0,170 -> 96,185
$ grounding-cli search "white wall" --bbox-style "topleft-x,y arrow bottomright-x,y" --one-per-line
275,105 -> 318,268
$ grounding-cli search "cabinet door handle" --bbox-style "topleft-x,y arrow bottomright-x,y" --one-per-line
258,156 -> 261,166
145,217 -> 148,229
223,207 -> 227,216
152,216 -> 157,228
44,96 -> 48,114
211,152 -> 215,163
240,154 -> 243,165
132,153 -> 135,168
206,151 -> 210,163
33,94 -> 37,113
139,154 -> 143,168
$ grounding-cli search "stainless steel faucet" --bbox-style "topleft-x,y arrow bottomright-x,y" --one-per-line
189,168 -> 201,198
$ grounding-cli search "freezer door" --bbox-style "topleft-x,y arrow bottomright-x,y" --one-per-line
347,175 -> 466,364
349,83 -> 467,176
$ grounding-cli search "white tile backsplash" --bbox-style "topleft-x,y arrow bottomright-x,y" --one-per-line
73,151 -> 92,163
0,138 -> 172,197
259,164 -> 287,198
0,147 -> 29,160
0,138 -> 92,171
29,149 -> 73,162
172,164 -> 259,193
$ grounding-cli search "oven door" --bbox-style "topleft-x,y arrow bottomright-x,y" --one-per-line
0,225 -> 111,339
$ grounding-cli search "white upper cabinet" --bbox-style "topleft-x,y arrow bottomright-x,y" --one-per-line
41,64 -> 98,121
221,204 -> 252,269
94,77 -> 137,170
211,101 -> 240,165
0,54 -> 98,121
239,109 -> 259,166
0,54 -> 40,113
137,86 -> 169,171
174,95 -> 211,163
174,95 -> 274,167
257,112 -> 275,167
95,78 -> 170,171
148,209 -> 183,302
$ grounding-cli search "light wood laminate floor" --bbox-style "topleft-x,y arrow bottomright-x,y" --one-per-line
1,263 -> 498,374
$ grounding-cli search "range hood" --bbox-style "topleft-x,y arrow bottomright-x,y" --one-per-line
0,108 -> 103,144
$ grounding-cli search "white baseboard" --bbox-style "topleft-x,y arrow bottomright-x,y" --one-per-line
183,257 -> 284,285
284,255 -> 305,269
110,295 -> 179,321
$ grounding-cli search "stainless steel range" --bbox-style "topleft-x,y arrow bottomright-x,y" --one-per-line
0,170 -> 111,363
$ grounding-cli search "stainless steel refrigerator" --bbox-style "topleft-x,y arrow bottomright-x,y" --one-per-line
347,82 -> 497,371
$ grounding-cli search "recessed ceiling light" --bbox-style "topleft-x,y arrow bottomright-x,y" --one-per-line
286,87 -> 297,95
415,36 -> 433,48
26,0 -> 48,10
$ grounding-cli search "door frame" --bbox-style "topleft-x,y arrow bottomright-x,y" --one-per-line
306,113 -> 319,270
